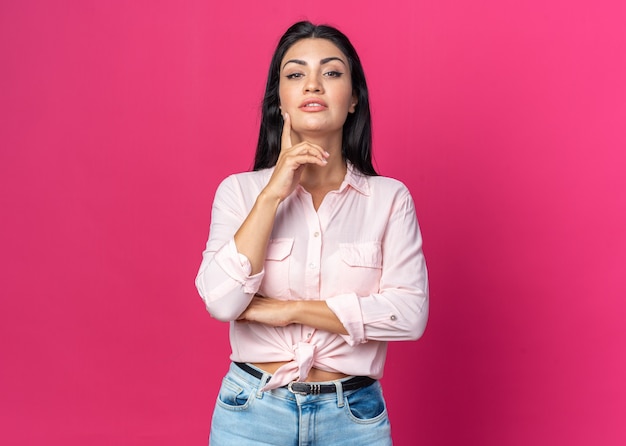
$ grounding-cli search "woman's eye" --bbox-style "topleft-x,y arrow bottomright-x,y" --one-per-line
286,73 -> 303,79
324,71 -> 343,78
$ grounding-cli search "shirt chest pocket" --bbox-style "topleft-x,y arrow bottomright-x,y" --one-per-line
259,238 -> 294,299
338,241 -> 383,294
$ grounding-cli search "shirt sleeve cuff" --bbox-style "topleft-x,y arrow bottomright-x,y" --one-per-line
326,293 -> 366,345
214,238 -> 264,294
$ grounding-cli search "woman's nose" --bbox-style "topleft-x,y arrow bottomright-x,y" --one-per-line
304,75 -> 323,93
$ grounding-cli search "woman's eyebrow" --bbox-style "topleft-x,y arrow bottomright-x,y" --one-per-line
320,57 -> 347,66
282,57 -> 348,70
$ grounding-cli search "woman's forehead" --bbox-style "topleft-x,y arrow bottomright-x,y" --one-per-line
282,38 -> 347,64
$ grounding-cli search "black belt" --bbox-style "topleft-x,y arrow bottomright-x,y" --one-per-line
234,362 -> 376,395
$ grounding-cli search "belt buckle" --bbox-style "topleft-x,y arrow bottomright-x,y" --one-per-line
287,381 -> 309,395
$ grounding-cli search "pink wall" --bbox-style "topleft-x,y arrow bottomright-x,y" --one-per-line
1,1 -> 625,444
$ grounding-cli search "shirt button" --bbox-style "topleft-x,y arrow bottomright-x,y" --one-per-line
390,315 -> 397,321
313,231 -> 320,237
309,263 -> 316,269
307,332 -> 312,338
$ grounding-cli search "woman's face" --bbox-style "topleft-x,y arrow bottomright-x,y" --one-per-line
278,38 -> 357,138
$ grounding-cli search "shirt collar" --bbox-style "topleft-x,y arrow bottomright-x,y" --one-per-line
340,162 -> 371,196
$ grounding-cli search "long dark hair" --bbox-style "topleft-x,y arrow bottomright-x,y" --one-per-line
253,21 -> 377,176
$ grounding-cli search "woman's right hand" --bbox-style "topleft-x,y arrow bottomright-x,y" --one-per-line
262,113 -> 329,202
232,113 -> 329,274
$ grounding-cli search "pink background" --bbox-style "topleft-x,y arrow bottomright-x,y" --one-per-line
1,0 -> 625,445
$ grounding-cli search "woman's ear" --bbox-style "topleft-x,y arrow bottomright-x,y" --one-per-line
349,93 -> 358,113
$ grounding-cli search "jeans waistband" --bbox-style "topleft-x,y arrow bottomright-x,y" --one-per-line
234,362 -> 376,396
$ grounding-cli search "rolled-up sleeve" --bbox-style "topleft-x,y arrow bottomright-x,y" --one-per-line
326,189 -> 429,343
195,176 -> 264,321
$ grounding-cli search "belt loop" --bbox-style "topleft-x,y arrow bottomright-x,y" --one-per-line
334,380 -> 344,408
256,372 -> 271,398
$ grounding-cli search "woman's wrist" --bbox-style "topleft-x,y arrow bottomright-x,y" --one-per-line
256,188 -> 283,210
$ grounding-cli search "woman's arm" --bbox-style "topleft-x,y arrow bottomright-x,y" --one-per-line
235,113 -> 329,273
196,114 -> 330,320
238,297 -> 349,335
326,189 -> 429,344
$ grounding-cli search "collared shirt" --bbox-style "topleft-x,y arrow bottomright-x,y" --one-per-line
195,164 -> 428,390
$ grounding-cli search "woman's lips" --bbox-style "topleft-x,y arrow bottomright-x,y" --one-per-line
299,98 -> 328,112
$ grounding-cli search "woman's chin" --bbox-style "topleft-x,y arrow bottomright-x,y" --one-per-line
292,119 -> 342,137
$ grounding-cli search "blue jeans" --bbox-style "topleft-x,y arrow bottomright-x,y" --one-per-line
209,362 -> 392,445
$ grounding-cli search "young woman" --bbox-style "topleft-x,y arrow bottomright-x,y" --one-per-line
196,21 -> 429,445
